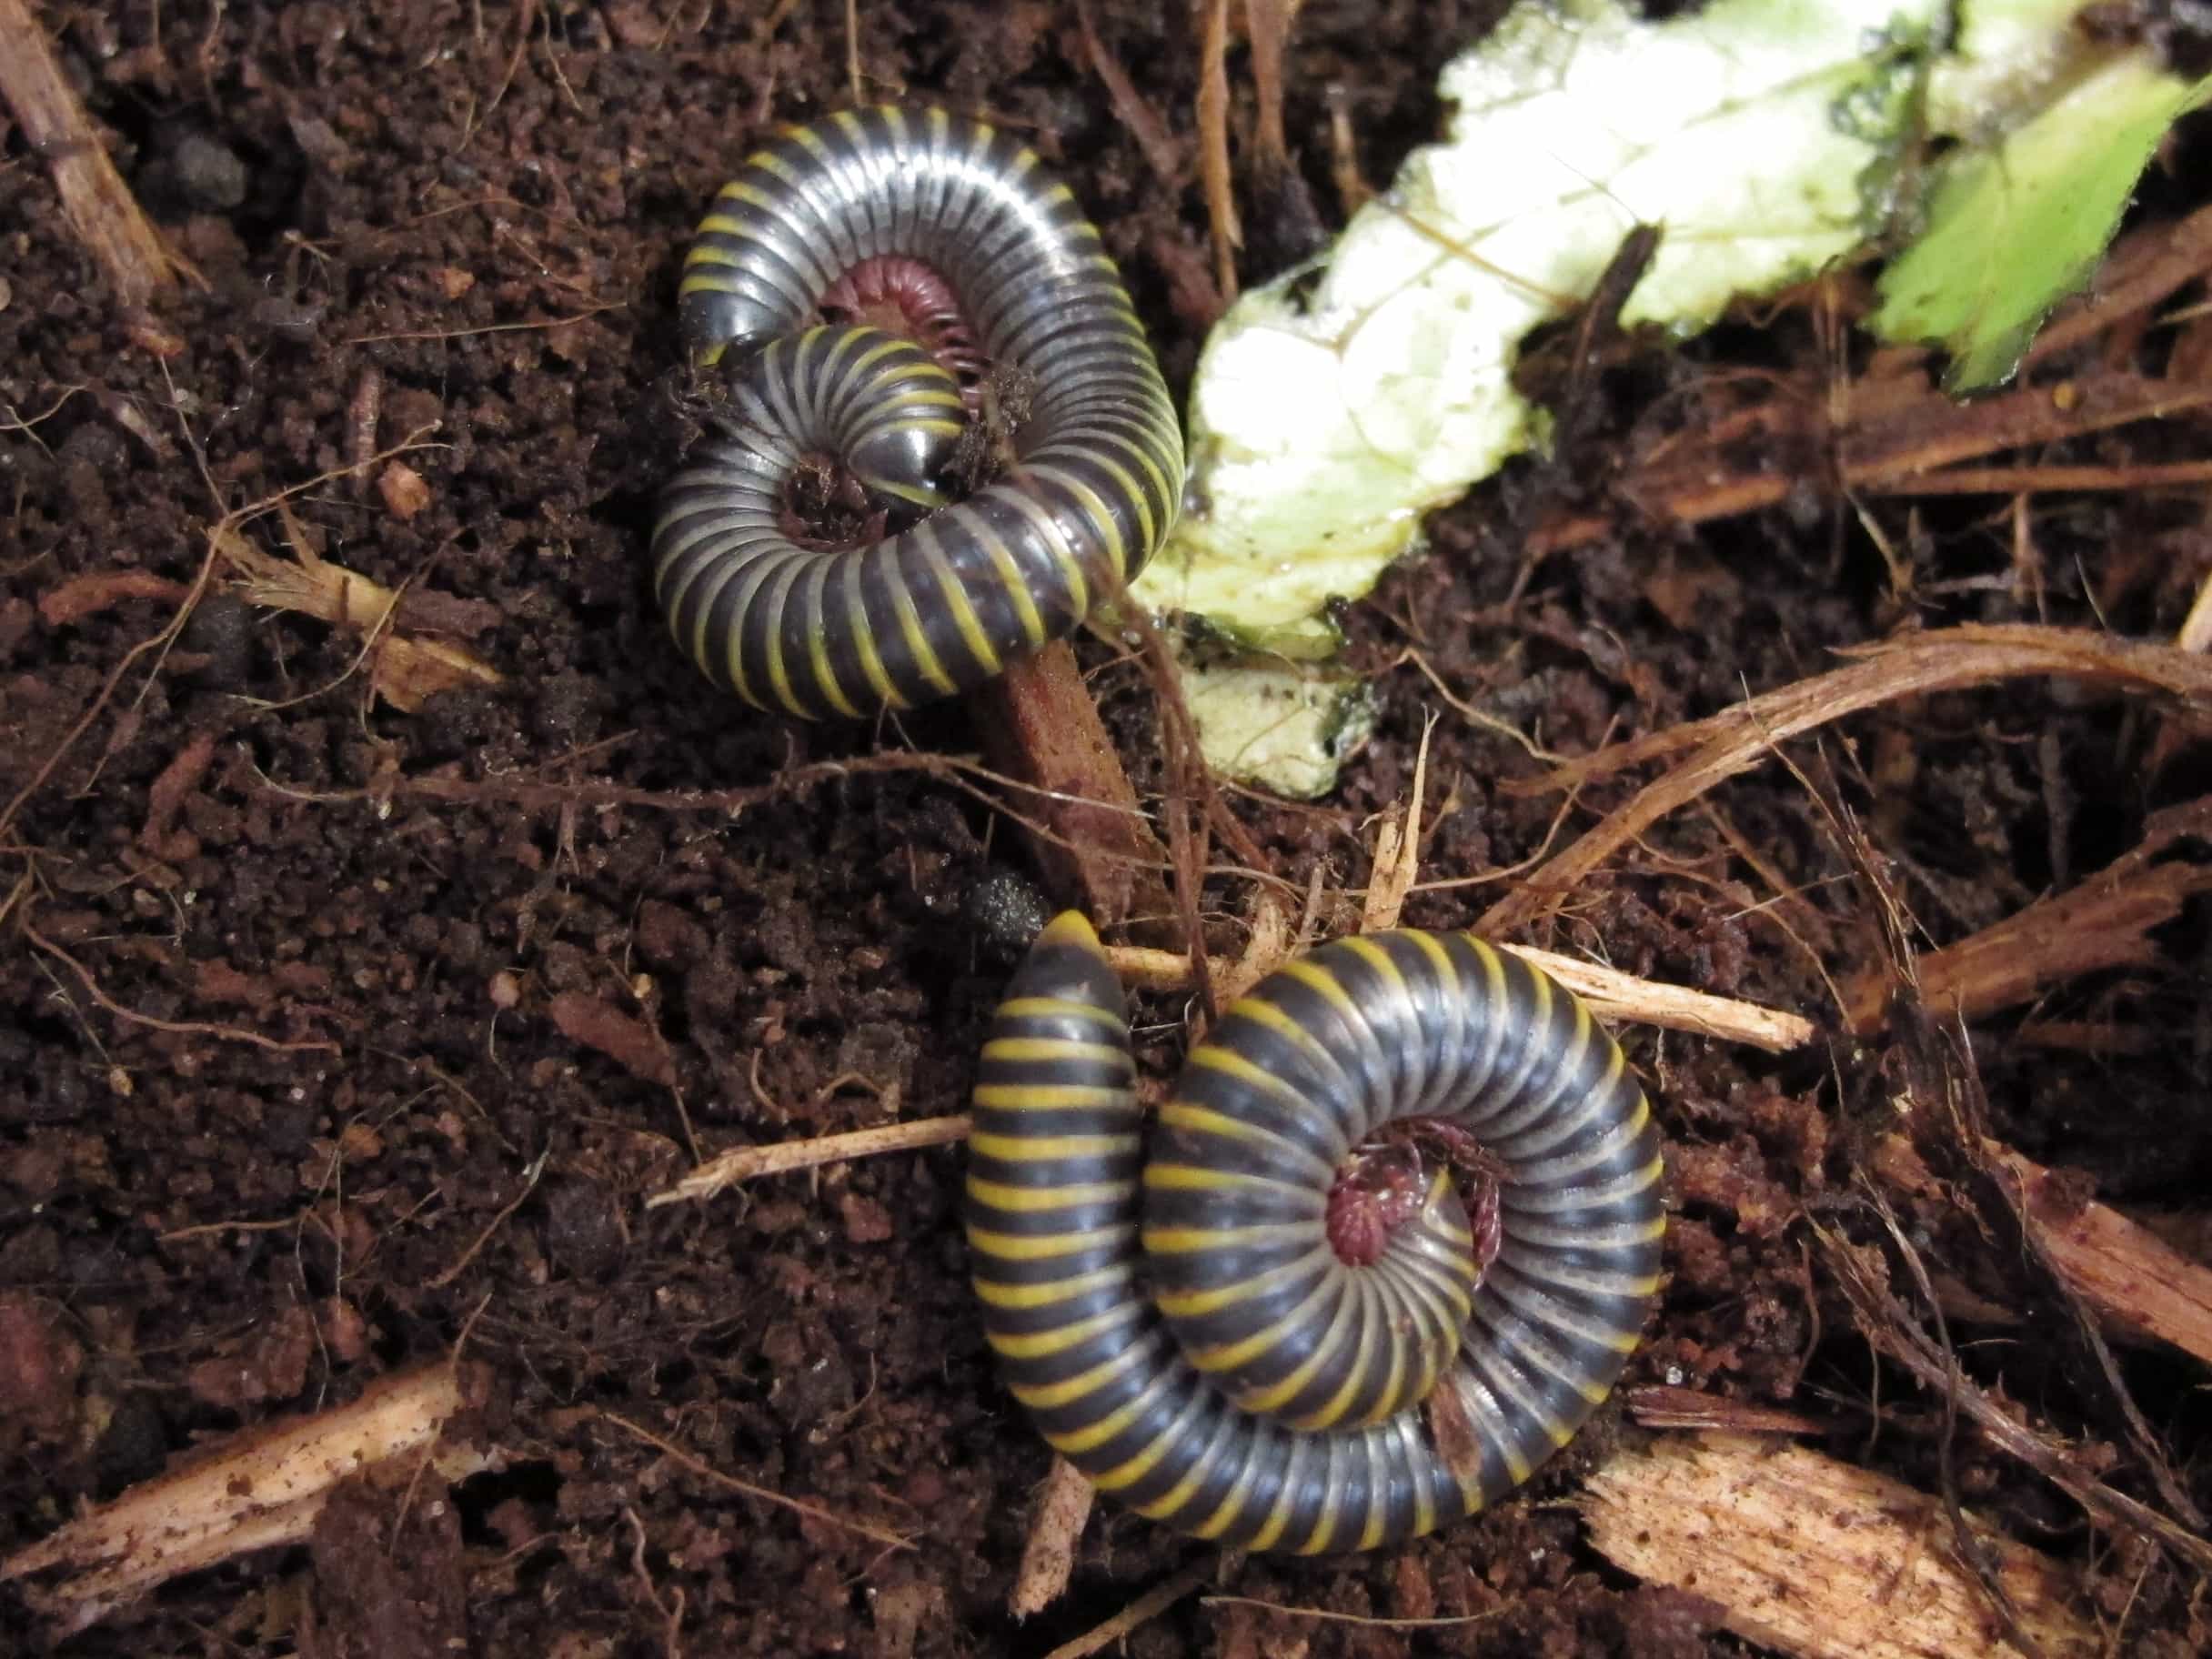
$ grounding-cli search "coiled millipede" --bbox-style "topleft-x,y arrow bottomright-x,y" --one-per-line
965,914 -> 1666,1553
653,106 -> 1185,718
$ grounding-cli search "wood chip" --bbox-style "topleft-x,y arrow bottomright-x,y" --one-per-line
1583,1436 -> 2098,1659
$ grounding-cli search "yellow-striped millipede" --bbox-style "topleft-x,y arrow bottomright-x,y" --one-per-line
965,913 -> 1667,1553
654,106 -> 1185,718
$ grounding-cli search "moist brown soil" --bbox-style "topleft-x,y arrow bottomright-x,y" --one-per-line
4,3 -> 2210,1656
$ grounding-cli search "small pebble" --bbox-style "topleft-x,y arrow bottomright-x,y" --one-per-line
172,131 -> 248,212
961,868 -> 1053,964
378,461 -> 431,520
488,970 -> 522,1010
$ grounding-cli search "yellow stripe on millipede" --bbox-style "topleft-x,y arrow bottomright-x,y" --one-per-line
1226,995 -> 1352,1087
1141,1163 -> 1319,1205
802,564 -> 861,719
973,1264 -> 1130,1311
982,1038 -> 1130,1066
880,546 -> 956,698
969,520 -> 1047,649
1152,1249 -> 1326,1318
987,1301 -> 1142,1361
1009,1339 -> 1150,1410
970,1131 -> 1136,1162
1192,1453 -> 1262,1541
1234,1280 -> 1352,1416
1044,1369 -> 1173,1457
1187,1045 -> 1323,1117
1091,1392 -> 1208,1492
915,520 -> 999,679
993,997 -> 1122,1027
1141,1222 -> 1312,1253
970,1084 -> 1127,1111
840,554 -> 900,710
967,1223 -> 1131,1261
1188,1275 -> 1335,1374
1156,1101 -> 1333,1175
966,1178 -> 1128,1213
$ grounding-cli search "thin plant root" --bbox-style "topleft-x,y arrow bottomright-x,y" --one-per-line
1,1362 -> 480,1635
597,1412 -> 913,1555
1582,1435 -> 2100,1659
1489,624 -> 2212,935
645,1116 -> 972,1209
1039,1562 -> 1209,1658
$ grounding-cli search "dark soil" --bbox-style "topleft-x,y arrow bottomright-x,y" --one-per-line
4,3 -> 2209,1655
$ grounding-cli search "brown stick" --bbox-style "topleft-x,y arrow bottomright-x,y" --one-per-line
1875,1134 -> 2212,1368
0,0 -> 196,307
967,640 -> 1172,932
1840,798 -> 2212,1032
1582,1436 -> 2100,1659
2,1363 -> 478,1635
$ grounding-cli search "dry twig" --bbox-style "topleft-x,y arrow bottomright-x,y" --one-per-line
2,1363 -> 480,1634
967,641 -> 1172,931
0,0 -> 199,307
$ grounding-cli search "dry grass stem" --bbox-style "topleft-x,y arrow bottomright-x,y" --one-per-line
1360,716 -> 1432,933
645,1115 -> 972,1209
1,1363 -> 478,1635
216,513 -> 500,712
1583,1435 -> 2100,1659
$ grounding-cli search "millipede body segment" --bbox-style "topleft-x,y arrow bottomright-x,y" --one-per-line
964,913 -> 1667,1553
655,106 -> 1185,718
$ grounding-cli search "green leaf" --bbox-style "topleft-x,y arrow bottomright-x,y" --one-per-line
1874,55 -> 2212,392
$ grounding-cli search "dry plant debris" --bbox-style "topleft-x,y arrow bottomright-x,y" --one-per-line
0,0 -> 199,308
0,1364 -> 481,1634
1841,797 -> 2212,1032
1583,1435 -> 2100,1659
1491,623 -> 2212,934
214,510 -> 500,714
